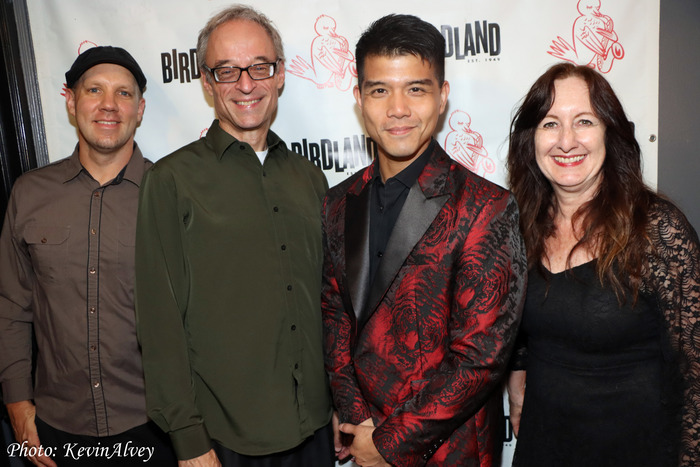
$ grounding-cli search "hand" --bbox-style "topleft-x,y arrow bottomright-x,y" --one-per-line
6,400 -> 57,467
178,448 -> 221,467
338,418 -> 390,467
506,370 -> 527,437
332,411 -> 352,461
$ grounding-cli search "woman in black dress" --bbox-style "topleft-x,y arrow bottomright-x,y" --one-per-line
506,62 -> 700,466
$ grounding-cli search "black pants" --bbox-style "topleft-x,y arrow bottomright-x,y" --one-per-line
213,423 -> 335,467
35,417 -> 176,466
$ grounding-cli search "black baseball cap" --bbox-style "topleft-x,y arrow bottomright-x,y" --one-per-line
65,46 -> 147,92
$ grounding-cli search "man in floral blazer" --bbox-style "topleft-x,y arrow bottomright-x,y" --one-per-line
322,14 -> 527,467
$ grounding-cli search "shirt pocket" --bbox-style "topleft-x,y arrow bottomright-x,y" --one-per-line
24,225 -> 70,284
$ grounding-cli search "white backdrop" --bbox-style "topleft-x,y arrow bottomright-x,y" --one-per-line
26,1 -> 660,464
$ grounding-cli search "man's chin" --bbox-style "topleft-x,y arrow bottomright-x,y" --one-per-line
376,138 -> 432,162
85,137 -> 131,154
380,150 -> 422,163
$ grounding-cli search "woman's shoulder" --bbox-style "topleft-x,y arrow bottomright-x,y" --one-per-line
646,196 -> 700,258
647,197 -> 697,236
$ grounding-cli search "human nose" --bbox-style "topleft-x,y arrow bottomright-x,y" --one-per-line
387,93 -> 410,118
235,69 -> 256,93
100,92 -> 117,111
557,125 -> 577,152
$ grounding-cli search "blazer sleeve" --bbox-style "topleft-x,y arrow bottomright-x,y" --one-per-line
321,194 -> 373,426
373,193 -> 527,466
135,166 -> 211,461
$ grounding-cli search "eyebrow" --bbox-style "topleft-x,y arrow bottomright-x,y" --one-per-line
543,109 -> 597,119
363,78 -> 435,88
212,56 -> 274,68
407,79 -> 435,86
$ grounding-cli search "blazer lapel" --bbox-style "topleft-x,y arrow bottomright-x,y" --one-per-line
359,180 -> 450,330
345,184 -> 372,322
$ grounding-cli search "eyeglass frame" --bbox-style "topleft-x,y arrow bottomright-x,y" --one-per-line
202,59 -> 281,83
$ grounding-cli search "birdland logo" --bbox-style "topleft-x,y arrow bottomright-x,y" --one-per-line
288,15 -> 357,91
443,110 -> 494,177
441,20 -> 502,62
161,48 -> 201,83
547,0 -> 624,73
291,135 -> 376,176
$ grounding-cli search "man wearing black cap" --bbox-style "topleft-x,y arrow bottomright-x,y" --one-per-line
0,46 -> 174,465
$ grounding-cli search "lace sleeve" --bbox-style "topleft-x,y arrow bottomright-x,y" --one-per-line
645,200 -> 700,466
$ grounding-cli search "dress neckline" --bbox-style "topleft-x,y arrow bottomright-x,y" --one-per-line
541,258 -> 597,277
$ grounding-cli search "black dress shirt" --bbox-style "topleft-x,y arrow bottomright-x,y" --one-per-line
369,140 -> 435,287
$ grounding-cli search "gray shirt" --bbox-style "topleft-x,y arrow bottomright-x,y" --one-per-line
0,145 -> 150,436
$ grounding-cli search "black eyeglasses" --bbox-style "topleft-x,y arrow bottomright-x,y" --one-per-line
203,60 -> 279,83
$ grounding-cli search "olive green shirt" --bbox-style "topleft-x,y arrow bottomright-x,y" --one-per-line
135,121 -> 332,460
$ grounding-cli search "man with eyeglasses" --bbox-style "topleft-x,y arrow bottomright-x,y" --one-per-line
134,5 -> 333,467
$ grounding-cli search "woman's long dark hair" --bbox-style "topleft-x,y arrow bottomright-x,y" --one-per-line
507,63 -> 655,302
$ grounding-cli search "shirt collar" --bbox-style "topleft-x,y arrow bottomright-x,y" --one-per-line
372,138 -> 436,187
206,119 -> 284,160
63,145 -> 84,182
119,144 -> 147,186
62,142 -> 147,186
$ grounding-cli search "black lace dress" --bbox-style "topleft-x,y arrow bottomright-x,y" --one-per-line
512,200 -> 700,467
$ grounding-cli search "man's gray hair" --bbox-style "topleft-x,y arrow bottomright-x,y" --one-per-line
197,4 -> 285,80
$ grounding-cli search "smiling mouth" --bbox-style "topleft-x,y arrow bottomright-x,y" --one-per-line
386,126 -> 414,135
553,155 -> 585,164
96,120 -> 118,125
236,98 -> 261,106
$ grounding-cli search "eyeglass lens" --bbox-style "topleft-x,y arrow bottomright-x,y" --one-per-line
213,63 -> 275,82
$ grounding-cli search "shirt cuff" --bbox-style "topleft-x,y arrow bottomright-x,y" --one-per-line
169,423 -> 213,461
2,377 -> 33,404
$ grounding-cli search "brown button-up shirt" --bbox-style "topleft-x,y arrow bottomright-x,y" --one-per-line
0,144 -> 151,436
